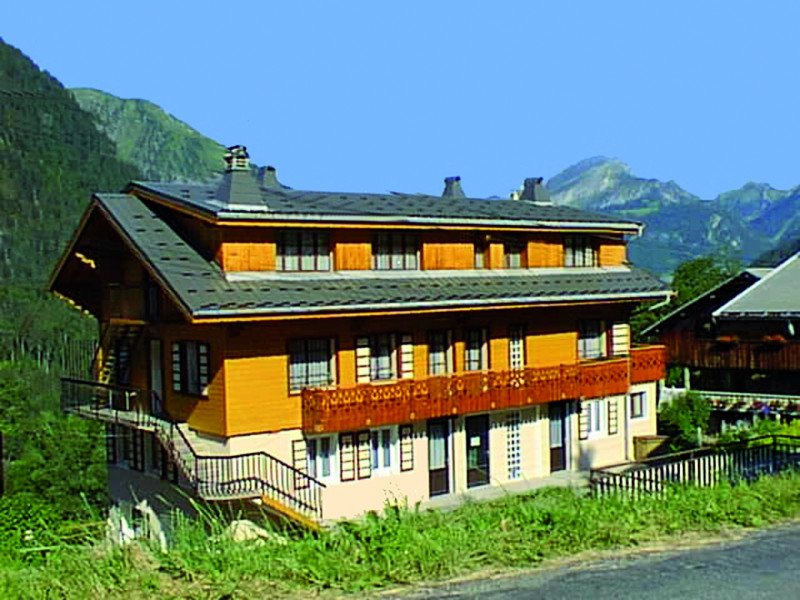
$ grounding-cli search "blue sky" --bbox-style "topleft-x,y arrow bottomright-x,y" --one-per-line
4,1 -> 799,199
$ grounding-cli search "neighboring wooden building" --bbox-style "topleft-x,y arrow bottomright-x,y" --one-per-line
51,146 -> 669,523
645,256 -> 800,426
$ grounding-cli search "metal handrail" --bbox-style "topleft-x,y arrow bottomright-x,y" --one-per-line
61,377 -> 325,519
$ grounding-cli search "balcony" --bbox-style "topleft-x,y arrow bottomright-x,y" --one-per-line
665,334 -> 800,372
303,345 -> 666,433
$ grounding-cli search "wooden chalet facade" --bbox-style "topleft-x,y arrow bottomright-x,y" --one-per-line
645,256 -> 800,425
51,146 -> 669,523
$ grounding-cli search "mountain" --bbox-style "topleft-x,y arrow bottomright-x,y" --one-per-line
545,158 -> 791,275
0,39 -> 141,341
70,88 -> 226,181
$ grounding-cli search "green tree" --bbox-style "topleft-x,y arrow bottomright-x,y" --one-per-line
658,391 -> 711,449
671,255 -> 739,308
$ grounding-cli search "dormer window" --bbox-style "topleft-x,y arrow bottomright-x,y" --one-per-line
504,241 -> 525,269
373,233 -> 418,270
564,236 -> 597,267
278,231 -> 331,271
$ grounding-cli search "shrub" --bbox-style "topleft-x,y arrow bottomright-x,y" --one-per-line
658,391 -> 711,449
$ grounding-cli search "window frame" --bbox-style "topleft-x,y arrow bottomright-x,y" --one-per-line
277,230 -> 331,272
564,235 -> 598,268
578,320 -> 606,361
369,333 -> 398,381
307,435 -> 336,482
464,328 -> 488,372
428,330 -> 453,375
171,340 -> 210,397
504,241 -> 525,269
370,427 -> 395,476
585,399 -> 607,439
509,325 -> 525,370
630,391 -> 648,420
372,233 -> 419,271
288,338 -> 336,394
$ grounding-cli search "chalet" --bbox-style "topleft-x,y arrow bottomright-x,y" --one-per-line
644,255 -> 800,427
50,146 -> 669,524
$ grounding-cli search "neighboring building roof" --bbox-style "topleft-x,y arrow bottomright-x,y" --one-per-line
641,268 -> 769,336
91,193 -> 667,321
127,177 -> 643,232
714,254 -> 800,319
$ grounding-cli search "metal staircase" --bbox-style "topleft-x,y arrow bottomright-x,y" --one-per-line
61,378 -> 325,526
94,322 -> 144,385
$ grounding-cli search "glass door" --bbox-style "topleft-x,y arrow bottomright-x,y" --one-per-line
465,414 -> 490,487
428,419 -> 450,497
549,401 -> 567,472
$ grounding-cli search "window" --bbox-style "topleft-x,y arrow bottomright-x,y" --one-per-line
372,233 -> 418,270
509,325 -> 525,370
564,236 -> 597,267
578,320 -> 605,360
288,338 -> 336,393
278,230 -> 330,271
464,328 -> 488,371
370,333 -> 397,381
474,242 -> 486,269
630,391 -> 647,419
506,411 -> 521,480
356,334 -> 413,383
585,399 -> 606,439
307,436 -> 334,480
428,330 -> 453,375
371,428 -> 393,475
504,242 -> 525,269
171,341 -> 210,396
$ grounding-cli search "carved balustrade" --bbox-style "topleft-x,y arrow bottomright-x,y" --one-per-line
302,346 -> 666,433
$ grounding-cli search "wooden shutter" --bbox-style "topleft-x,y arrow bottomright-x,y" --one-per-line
611,323 -> 630,356
399,334 -> 414,379
356,430 -> 372,479
198,343 -> 210,395
446,329 -> 454,373
339,432 -> 356,481
399,424 -> 414,471
292,439 -> 310,489
578,401 -> 590,440
481,328 -> 489,370
329,338 -> 337,385
608,398 -> 619,435
171,342 -> 182,392
356,337 -> 370,383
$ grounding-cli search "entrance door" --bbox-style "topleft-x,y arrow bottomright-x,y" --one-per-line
549,401 -> 567,472
428,419 -> 450,497
148,339 -> 164,417
465,414 -> 490,487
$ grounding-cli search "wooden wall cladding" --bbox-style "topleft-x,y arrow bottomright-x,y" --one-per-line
219,228 -> 275,271
333,230 -> 372,270
599,238 -> 626,266
527,235 -> 563,267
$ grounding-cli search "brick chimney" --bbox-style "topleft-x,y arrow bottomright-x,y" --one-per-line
442,176 -> 466,198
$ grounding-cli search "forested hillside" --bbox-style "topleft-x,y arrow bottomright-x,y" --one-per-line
71,87 -> 225,182
0,39 -> 141,345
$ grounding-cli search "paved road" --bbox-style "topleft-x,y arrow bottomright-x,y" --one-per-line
390,523 -> 800,599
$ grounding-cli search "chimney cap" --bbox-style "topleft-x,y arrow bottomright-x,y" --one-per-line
442,175 -> 466,198
224,145 -> 250,171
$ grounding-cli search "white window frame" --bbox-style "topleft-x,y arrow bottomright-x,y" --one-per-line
277,230 -> 331,272
369,333 -> 398,381
506,411 -> 522,480
504,242 -> 524,269
307,435 -> 337,482
585,399 -> 607,439
372,233 -> 419,270
509,325 -> 525,370
171,341 -> 210,396
629,391 -> 648,420
370,427 -> 395,476
564,236 -> 597,268
288,338 -> 336,394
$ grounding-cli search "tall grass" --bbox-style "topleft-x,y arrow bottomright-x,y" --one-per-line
5,472 -> 800,597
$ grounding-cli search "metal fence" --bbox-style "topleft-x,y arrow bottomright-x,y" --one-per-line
590,435 -> 800,497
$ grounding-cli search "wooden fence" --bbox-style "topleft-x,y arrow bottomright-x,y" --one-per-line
590,435 -> 800,497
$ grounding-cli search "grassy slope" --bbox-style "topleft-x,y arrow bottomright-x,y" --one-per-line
4,473 -> 800,598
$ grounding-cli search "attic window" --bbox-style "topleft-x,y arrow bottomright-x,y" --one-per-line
278,231 -> 331,272
564,236 -> 597,267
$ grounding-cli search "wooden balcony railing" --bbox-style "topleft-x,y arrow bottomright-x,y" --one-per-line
302,345 -> 667,433
664,334 -> 800,372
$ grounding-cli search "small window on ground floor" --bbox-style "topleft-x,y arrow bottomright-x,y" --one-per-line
630,391 -> 647,419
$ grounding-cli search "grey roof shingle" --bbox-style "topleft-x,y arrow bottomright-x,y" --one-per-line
128,178 -> 642,230
95,194 -> 667,320
715,254 -> 800,319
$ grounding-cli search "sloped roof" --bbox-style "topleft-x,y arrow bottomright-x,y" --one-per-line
714,254 -> 800,319
641,268 -> 769,336
128,178 -> 643,231
91,193 -> 667,321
